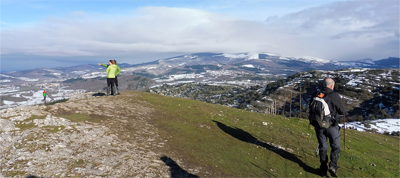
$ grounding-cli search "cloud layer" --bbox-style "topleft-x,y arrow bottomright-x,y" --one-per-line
2,0 -> 399,65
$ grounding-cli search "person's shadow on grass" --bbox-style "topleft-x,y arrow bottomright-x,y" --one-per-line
212,120 -> 320,176
160,156 -> 199,178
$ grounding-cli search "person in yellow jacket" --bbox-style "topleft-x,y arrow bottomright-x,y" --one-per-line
105,60 -> 118,96
98,59 -> 121,95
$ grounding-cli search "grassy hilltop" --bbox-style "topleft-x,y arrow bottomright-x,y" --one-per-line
106,92 -> 399,177
5,91 -> 399,177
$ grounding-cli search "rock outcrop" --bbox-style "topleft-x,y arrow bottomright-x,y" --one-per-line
0,92 -> 189,177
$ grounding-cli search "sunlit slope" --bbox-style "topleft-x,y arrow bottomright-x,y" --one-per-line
139,92 -> 399,177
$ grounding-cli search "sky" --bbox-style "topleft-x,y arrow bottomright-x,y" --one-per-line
1,0 -> 399,72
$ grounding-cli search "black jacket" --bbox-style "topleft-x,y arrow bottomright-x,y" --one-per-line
310,87 -> 346,123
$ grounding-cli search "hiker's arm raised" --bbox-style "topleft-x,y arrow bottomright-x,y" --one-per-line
99,63 -> 109,68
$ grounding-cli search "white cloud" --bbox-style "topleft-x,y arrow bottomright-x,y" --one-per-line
1,0 -> 399,64
265,0 -> 399,60
269,0 -> 399,37
2,7 -> 260,55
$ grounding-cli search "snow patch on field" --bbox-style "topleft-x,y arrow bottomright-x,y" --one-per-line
339,119 -> 400,134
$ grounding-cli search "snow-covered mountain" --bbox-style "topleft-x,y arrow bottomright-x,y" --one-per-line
2,52 -> 397,83
155,52 -> 332,66
129,53 -> 397,73
331,57 -> 399,68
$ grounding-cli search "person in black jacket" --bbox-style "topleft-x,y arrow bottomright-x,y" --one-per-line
310,78 -> 345,177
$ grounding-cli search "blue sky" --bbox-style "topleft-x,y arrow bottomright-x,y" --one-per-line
1,0 -> 399,72
2,0 -> 342,25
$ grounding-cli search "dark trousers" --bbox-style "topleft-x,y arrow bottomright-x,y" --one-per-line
107,78 -> 116,94
115,76 -> 118,87
315,125 -> 341,171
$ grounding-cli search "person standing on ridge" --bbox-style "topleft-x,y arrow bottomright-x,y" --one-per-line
104,60 -> 118,96
43,90 -> 47,104
98,59 -> 121,95
309,78 -> 345,177
113,60 -> 121,94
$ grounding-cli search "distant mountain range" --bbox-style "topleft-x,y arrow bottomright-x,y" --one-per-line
121,52 -> 397,70
1,52 -> 399,119
1,52 -> 398,85
117,53 -> 399,79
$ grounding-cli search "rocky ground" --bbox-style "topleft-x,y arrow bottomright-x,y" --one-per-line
0,92 -> 199,178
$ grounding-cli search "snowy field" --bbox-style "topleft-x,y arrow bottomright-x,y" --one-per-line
0,88 -> 85,110
2,90 -> 44,108
339,119 -> 400,134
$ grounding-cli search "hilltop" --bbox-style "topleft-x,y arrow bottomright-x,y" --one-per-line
1,91 -> 398,177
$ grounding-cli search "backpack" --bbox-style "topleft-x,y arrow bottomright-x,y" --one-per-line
309,91 -> 333,129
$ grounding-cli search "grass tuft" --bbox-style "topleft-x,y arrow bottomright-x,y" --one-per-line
45,98 -> 69,106
59,113 -> 108,123
44,125 -> 65,133
14,115 -> 45,131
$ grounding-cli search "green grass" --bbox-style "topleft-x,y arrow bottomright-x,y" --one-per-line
44,125 -> 65,133
3,171 -> 26,177
59,113 -> 109,123
14,115 -> 65,133
137,92 -> 399,177
14,115 -> 45,131
45,98 -> 69,105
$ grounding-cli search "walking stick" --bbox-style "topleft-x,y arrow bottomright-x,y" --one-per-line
299,88 -> 302,118
289,91 -> 292,117
283,95 -> 286,117
343,97 -> 346,149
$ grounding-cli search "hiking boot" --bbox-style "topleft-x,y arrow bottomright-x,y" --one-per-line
117,86 -> 120,94
111,86 -> 117,96
320,163 -> 328,178
321,171 -> 328,178
329,166 -> 338,177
